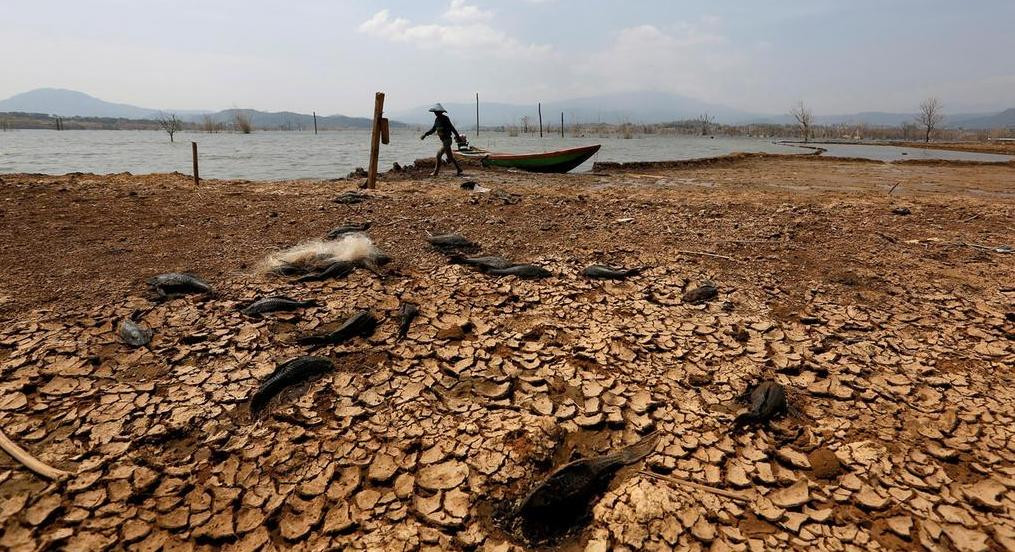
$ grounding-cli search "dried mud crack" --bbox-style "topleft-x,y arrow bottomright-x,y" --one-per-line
0,157 -> 1013,551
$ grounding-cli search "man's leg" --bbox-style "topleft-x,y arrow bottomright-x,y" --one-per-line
448,143 -> 463,175
431,145 -> 443,176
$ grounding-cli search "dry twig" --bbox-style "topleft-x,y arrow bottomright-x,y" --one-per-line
0,428 -> 71,480
640,470 -> 752,503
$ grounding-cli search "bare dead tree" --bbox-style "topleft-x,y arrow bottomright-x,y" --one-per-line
790,101 -> 813,142
201,114 -> 221,133
156,112 -> 182,142
916,97 -> 943,143
520,115 -> 531,133
233,111 -> 253,134
696,113 -> 716,136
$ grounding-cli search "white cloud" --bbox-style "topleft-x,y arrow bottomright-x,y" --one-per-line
443,0 -> 493,23
359,6 -> 552,60
573,21 -> 760,104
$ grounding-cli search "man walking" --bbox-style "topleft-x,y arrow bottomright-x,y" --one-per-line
420,103 -> 464,176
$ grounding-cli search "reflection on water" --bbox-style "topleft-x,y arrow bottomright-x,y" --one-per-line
0,129 -> 1009,181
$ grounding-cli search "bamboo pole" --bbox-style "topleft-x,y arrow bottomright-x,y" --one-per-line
366,92 -> 385,189
538,103 -> 543,137
561,112 -> 564,138
191,142 -> 200,185
313,111 -> 318,135
475,93 -> 480,137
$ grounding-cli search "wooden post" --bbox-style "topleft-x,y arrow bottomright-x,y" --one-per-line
191,142 -> 199,185
538,103 -> 543,137
561,112 -> 564,138
366,92 -> 385,189
313,111 -> 318,135
475,93 -> 480,137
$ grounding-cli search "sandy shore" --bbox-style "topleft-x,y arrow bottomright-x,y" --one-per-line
0,156 -> 1012,551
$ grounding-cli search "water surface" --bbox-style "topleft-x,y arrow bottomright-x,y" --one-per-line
0,129 -> 1008,180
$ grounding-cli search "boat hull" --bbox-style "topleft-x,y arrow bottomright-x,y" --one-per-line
455,144 -> 601,174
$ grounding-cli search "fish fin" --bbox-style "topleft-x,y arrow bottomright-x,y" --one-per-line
618,431 -> 661,464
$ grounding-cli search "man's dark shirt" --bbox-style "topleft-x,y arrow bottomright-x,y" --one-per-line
423,113 -> 460,141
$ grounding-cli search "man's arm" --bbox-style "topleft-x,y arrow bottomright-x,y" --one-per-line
448,120 -> 461,140
421,120 -> 438,139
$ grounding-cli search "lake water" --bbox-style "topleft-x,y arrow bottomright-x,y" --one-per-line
0,129 -> 1010,180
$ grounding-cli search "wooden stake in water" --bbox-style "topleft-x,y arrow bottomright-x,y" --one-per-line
367,92 -> 385,189
191,142 -> 200,185
538,102 -> 543,138
313,111 -> 318,135
475,93 -> 480,137
561,112 -> 564,138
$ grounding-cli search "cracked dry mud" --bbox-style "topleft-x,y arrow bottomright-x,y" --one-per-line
0,155 -> 1013,551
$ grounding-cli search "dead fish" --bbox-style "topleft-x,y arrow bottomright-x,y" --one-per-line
147,273 -> 211,299
249,356 -> 334,415
582,265 -> 642,280
333,191 -> 368,204
427,233 -> 477,249
486,264 -> 553,279
448,254 -> 514,271
298,310 -> 377,347
516,432 -> 660,520
734,380 -> 787,427
271,263 -> 306,277
396,302 -> 419,341
241,296 -> 317,316
118,319 -> 153,347
326,222 -> 371,239
682,282 -> 718,304
296,260 -> 356,282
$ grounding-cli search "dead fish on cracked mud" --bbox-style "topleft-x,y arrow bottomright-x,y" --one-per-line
147,273 -> 211,299
118,319 -> 153,347
682,281 -> 718,304
396,302 -> 419,341
448,254 -> 514,271
582,264 -> 642,280
427,233 -> 478,250
249,356 -> 334,415
326,222 -> 371,240
296,260 -> 357,282
241,296 -> 317,316
515,432 -> 660,540
733,380 -> 787,428
487,264 -> 553,279
298,310 -> 377,347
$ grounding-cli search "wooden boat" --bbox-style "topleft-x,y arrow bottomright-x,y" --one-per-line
455,144 -> 601,173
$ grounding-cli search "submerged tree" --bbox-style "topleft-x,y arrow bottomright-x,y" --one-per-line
233,111 -> 253,134
916,97 -> 943,143
696,113 -> 716,136
790,101 -> 813,143
156,112 -> 182,142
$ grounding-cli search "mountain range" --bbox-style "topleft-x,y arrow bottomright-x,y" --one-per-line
0,88 -> 386,129
2,88 -> 1012,130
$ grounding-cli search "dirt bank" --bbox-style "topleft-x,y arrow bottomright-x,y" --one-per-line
0,158 -> 1012,551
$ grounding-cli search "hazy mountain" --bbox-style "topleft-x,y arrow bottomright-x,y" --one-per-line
745,111 -> 1011,128
950,108 -> 1015,129
3,88 -> 1009,130
0,88 -> 204,118
392,91 -> 761,127
196,109 -> 404,130
0,88 -> 392,129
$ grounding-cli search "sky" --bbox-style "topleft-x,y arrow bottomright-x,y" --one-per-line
3,0 -> 1014,117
